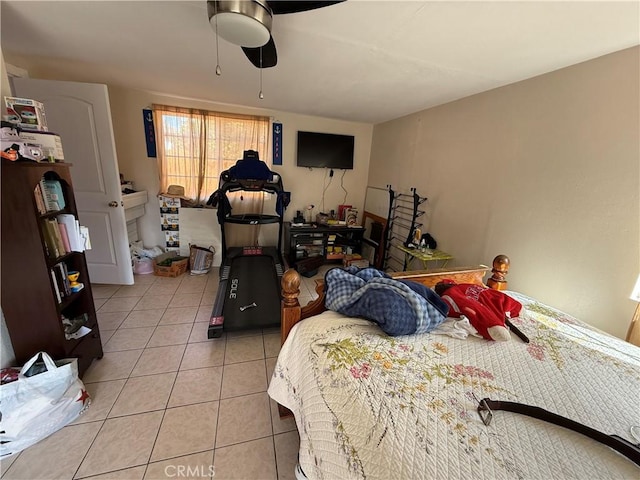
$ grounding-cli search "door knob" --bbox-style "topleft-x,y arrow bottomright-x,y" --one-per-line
108,201 -> 118,207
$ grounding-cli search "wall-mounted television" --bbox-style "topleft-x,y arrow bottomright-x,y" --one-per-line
296,131 -> 354,170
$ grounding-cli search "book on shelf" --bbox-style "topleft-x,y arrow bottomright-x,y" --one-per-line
50,269 -> 62,304
41,179 -> 66,211
79,226 -> 92,250
33,184 -> 47,214
42,220 -> 61,259
57,214 -> 83,252
48,219 -> 67,256
57,222 -> 72,253
50,263 -> 69,299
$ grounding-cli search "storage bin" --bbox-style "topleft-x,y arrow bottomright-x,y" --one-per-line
133,258 -> 154,275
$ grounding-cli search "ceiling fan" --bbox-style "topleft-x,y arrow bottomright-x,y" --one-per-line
207,1 -> 345,69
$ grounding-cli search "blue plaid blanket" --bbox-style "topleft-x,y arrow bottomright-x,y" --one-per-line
324,267 -> 449,336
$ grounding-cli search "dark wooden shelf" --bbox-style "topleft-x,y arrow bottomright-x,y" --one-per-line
283,222 -> 365,268
1,160 -> 102,377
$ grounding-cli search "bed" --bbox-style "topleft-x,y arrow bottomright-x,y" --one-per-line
267,257 -> 640,479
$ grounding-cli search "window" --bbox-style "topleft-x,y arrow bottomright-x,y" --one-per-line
153,105 -> 270,204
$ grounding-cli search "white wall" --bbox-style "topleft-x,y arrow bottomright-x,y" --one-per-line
369,47 -> 640,339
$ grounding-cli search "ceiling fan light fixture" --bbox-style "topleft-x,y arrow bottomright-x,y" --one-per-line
208,1 -> 272,48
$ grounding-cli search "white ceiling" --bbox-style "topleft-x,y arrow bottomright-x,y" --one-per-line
1,1 -> 638,124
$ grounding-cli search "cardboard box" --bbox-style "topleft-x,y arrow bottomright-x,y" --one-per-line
4,97 -> 48,131
343,254 -> 369,268
18,131 -> 64,160
153,251 -> 188,277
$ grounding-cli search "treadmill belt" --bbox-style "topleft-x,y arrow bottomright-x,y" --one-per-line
223,255 -> 280,331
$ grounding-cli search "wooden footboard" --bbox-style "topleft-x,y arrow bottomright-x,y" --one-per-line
280,255 -> 511,345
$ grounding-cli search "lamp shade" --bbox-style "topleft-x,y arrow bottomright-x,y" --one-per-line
212,12 -> 270,47
630,274 -> 640,302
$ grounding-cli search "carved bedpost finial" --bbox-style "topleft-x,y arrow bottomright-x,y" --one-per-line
487,254 -> 510,291
282,269 -> 301,307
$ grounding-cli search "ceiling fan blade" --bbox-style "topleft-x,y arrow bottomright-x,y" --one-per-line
267,0 -> 345,15
241,35 -> 278,68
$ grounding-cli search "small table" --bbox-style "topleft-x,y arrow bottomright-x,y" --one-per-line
396,245 -> 453,271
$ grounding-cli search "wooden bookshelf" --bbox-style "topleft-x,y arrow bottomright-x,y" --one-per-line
1,160 -> 103,377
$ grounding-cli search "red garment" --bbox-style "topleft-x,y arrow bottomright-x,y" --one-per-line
438,283 -> 522,340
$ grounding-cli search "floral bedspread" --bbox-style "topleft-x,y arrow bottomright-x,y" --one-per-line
267,291 -> 640,479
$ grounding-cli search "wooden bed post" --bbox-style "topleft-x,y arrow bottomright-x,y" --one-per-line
486,254 -> 510,291
281,269 -> 302,346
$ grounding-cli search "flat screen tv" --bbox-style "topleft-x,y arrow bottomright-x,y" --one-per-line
296,131 -> 354,170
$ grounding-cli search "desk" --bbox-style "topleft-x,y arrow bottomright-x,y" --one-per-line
396,245 -> 453,271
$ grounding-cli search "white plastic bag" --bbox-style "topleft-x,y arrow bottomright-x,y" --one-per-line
0,352 -> 91,457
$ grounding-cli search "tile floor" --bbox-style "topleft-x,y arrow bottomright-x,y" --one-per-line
1,267 -> 324,480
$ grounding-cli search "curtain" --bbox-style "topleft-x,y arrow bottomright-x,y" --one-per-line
153,105 -> 270,246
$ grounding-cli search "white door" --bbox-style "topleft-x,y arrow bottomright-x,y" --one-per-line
14,78 -> 134,285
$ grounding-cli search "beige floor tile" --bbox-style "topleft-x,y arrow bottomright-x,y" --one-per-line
71,379 -> 127,425
274,431 -> 300,480
168,366 -> 223,407
147,324 -> 192,348
150,402 -> 218,462
263,334 -> 281,358
97,311 -> 129,331
215,393 -> 271,447
93,285 -> 120,299
113,284 -> 151,298
120,309 -> 165,329
102,327 -> 155,352
3,422 -> 101,480
269,399 -> 297,435
203,282 -> 218,295
194,306 -> 212,323
224,335 -> 265,364
130,345 -> 186,377
0,451 -> 19,477
159,307 -> 198,325
169,293 -> 203,309
108,372 -> 176,418
133,295 -> 172,311
76,411 -> 164,478
180,342 -> 225,370
93,298 -> 108,310
199,292 -> 214,307
144,451 -> 214,480
83,350 -> 143,383
225,329 -> 263,339
77,465 -> 146,480
100,329 -> 116,346
146,282 -> 180,297
98,296 -> 142,313
213,437 -> 276,480
220,360 -> 267,399
154,276 -> 183,285
188,322 -> 224,344
133,274 -> 157,285
262,326 -> 280,335
265,357 -> 277,381
176,281 -> 206,295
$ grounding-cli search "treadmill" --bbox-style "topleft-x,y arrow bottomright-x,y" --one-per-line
206,150 -> 289,338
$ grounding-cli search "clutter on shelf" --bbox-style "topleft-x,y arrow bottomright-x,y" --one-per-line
2,97 -> 67,163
